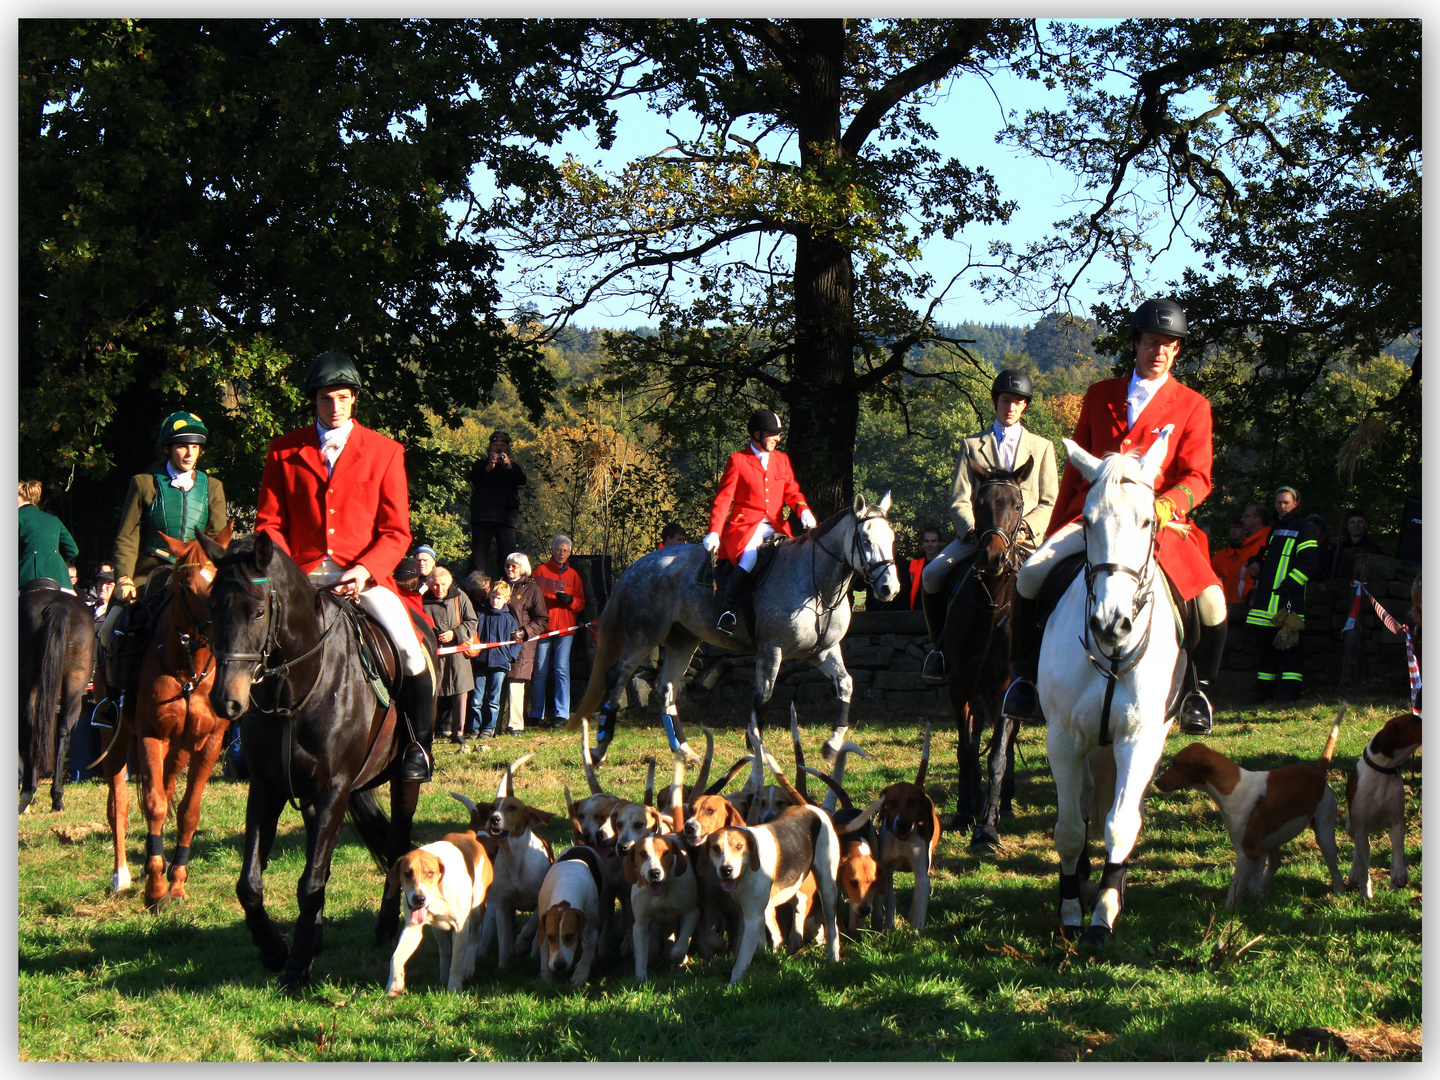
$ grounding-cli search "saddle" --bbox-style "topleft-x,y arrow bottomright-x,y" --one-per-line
102,591 -> 174,708
709,534 -> 788,639
327,594 -> 403,708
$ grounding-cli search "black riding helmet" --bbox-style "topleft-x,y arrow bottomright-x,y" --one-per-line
1129,299 -> 1189,346
305,351 -> 364,396
991,370 -> 1033,404
747,409 -> 782,436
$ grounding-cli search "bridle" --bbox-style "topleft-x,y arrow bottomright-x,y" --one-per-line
813,512 -> 896,616
211,568 -> 341,717
152,561 -> 218,715
1079,474 -> 1162,681
972,477 -> 1033,585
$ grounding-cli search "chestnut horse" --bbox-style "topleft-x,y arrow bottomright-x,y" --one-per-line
98,525 -> 232,909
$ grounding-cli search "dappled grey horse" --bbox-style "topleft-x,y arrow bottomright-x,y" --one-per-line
568,493 -> 900,765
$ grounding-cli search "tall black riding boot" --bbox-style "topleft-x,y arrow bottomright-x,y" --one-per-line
1001,592 -> 1042,721
716,566 -> 751,636
921,587 -> 950,683
399,665 -> 438,783
1180,619 -> 1227,735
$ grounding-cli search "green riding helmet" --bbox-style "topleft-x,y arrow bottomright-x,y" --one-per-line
158,411 -> 209,446
305,351 -> 364,396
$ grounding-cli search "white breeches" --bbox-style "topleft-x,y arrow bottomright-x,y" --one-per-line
921,538 -> 976,594
1017,522 -> 1227,626
309,559 -> 427,675
737,520 -> 776,574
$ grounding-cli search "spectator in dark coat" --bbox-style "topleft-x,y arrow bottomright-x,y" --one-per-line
467,581 -> 521,740
500,552 -> 548,735
1306,514 -> 1337,581
468,430 -> 527,578
1245,486 -> 1320,704
1333,507 -> 1385,581
423,567 -> 477,743
19,480 -> 80,592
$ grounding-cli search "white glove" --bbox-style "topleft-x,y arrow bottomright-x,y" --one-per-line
702,532 -> 720,554
799,509 -> 817,529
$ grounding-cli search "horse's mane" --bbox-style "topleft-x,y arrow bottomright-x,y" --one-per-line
803,501 -> 889,543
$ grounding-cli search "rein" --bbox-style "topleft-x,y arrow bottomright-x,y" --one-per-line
153,579 -> 217,716
212,578 -> 343,718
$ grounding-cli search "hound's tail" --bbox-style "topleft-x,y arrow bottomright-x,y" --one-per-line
569,595 -> 625,730
1319,702 -> 1346,767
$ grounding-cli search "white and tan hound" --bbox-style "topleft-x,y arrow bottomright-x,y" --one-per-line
384,832 -> 496,997
1345,712 -> 1421,899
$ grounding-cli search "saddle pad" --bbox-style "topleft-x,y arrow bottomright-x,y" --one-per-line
1038,551 -> 1087,628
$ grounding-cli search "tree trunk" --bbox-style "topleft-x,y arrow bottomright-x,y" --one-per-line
784,20 -> 858,521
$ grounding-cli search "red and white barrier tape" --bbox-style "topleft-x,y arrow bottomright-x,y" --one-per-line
1343,580 -> 1421,716
435,620 -> 596,658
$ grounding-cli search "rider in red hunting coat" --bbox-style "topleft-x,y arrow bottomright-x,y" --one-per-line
703,408 -> 816,635
254,351 -> 438,782
1003,300 -> 1228,736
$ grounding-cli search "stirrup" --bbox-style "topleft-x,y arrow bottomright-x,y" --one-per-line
399,743 -> 433,783
1001,678 -> 1037,722
716,610 -> 738,636
922,650 -> 946,684
1179,689 -> 1214,735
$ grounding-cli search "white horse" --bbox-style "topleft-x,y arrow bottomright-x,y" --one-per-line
1042,427 -> 1185,943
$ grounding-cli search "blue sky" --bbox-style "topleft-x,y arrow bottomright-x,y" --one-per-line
485,29 -> 1204,332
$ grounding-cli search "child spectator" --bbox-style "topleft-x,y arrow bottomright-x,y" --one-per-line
468,580 -> 520,740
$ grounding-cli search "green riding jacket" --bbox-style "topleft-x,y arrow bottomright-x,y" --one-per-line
113,470 -> 227,587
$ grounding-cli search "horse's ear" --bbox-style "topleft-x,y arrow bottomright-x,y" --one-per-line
157,531 -> 186,558
1013,456 -> 1035,484
877,490 -> 892,514
1138,425 -> 1173,484
254,530 -> 274,571
852,492 -> 867,517
198,528 -> 228,564
1063,438 -> 1105,483
967,451 -> 990,483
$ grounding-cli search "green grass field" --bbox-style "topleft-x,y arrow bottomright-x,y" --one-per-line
19,694 -> 1421,1061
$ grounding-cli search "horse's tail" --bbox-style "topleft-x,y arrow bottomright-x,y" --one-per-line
1318,702 -> 1346,767
570,596 -> 625,727
26,603 -> 72,778
346,788 -> 393,874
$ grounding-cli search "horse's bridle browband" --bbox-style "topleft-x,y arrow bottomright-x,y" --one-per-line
814,512 -> 895,594
973,477 -> 1032,580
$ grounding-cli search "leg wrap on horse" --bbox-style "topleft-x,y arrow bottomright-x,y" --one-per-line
1098,860 -> 1129,911
596,701 -> 619,747
660,712 -> 682,753
1059,871 -> 1082,901
172,845 -> 191,869
822,701 -> 852,764
146,833 -> 166,860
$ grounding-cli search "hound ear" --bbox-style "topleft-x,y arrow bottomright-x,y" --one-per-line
1063,438 -> 1105,482
744,830 -> 761,872
254,530 -> 274,571
622,849 -> 640,885
1013,456 -> 1034,484
724,802 -> 746,828
528,806 -> 556,827
667,835 -> 690,877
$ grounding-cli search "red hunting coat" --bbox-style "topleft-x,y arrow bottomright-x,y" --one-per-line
708,447 -> 812,564
1049,375 -> 1219,601
255,422 -> 412,596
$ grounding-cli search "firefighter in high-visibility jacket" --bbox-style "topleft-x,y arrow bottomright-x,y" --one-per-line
1245,485 -> 1320,704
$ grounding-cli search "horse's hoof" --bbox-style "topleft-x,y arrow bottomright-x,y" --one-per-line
969,825 -> 1000,850
820,743 -> 838,767
111,868 -> 133,894
261,945 -> 290,973
18,791 -> 34,814
947,813 -> 972,834
51,798 -> 65,813
998,807 -> 1015,820
277,973 -> 307,997
1058,924 -> 1082,943
1079,925 -> 1114,946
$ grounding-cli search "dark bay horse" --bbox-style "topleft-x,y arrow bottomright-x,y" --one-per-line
19,581 -> 95,812
570,493 -> 900,766
97,526 -> 233,908
942,455 -> 1034,849
207,533 -> 431,992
